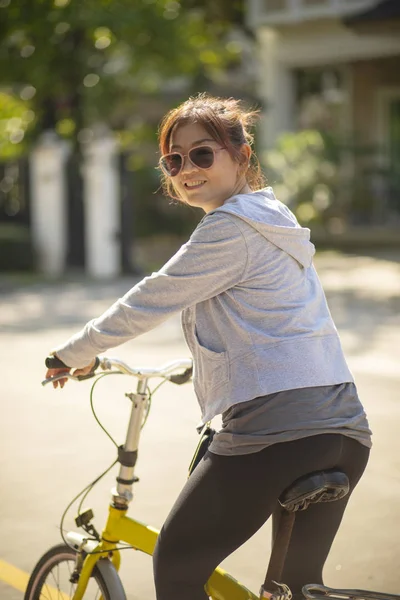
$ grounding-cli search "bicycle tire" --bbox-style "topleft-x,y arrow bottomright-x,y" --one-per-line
24,543 -> 127,600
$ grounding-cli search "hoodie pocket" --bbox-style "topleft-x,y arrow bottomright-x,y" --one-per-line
194,330 -> 230,394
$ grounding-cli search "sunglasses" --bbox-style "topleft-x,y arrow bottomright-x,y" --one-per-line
159,145 -> 226,177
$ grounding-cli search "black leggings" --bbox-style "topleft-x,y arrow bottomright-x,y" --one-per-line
153,434 -> 369,600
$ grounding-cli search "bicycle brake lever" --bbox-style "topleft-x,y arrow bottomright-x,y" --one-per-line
76,357 -> 101,380
42,357 -> 101,385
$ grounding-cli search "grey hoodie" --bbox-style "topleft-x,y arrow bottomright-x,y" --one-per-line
54,188 -> 353,423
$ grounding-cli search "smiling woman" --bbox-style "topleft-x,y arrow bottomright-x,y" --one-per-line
157,93 -> 266,209
47,92 -> 371,600
162,125 -> 242,212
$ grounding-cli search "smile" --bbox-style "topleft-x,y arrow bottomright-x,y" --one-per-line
184,180 -> 206,189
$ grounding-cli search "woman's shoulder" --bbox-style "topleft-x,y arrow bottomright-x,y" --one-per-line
189,211 -> 248,243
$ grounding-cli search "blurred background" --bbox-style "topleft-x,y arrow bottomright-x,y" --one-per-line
0,0 -> 399,277
0,3 -> 400,599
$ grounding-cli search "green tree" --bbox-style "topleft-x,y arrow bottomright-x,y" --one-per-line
0,0 -> 250,272
265,130 -> 340,226
0,0 -> 244,154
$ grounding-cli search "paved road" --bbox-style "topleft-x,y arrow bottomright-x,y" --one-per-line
0,251 -> 399,598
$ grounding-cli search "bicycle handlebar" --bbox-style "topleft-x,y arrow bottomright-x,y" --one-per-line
42,356 -> 193,387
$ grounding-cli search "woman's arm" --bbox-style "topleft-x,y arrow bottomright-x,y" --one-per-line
52,213 -> 248,368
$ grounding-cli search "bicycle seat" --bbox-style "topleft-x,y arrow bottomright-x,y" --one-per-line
279,469 -> 350,512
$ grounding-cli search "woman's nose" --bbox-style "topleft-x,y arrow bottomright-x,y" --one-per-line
181,154 -> 198,174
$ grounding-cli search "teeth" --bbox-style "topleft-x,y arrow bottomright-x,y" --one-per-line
186,181 -> 205,188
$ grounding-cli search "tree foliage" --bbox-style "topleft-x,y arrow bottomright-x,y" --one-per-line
0,0 -> 245,155
265,130 -> 340,226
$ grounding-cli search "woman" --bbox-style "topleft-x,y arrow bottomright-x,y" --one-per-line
46,94 -> 372,600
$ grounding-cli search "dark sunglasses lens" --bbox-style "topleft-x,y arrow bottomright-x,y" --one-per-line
190,147 -> 214,169
161,154 -> 182,177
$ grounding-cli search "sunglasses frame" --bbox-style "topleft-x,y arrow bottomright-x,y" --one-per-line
159,145 -> 226,178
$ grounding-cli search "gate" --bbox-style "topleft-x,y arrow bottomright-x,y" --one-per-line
0,157 -> 30,225
65,151 -> 85,268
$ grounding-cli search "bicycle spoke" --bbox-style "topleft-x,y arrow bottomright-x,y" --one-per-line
66,560 -> 74,600
68,580 -> 75,599
45,561 -> 74,600
57,563 -> 61,600
49,566 -> 61,595
43,581 -> 53,600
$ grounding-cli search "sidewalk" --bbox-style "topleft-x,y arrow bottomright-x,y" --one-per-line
1,250 -> 399,343
314,251 -> 400,379
0,250 -> 399,379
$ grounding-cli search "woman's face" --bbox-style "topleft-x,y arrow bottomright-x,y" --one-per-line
168,122 -> 250,212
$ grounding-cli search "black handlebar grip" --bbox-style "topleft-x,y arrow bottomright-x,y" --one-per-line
169,366 -> 193,385
45,355 -> 69,369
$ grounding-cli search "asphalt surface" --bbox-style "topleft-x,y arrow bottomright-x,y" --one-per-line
0,250 -> 399,598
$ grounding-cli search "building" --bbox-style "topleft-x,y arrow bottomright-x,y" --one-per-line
248,0 -> 400,227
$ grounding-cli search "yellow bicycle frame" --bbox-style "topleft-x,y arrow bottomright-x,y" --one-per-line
72,503 -> 258,600
55,360 -> 258,600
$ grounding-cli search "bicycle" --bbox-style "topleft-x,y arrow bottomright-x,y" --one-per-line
24,355 -> 400,600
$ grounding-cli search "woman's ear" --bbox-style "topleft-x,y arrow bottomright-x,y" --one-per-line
239,143 -> 252,170
243,143 -> 252,162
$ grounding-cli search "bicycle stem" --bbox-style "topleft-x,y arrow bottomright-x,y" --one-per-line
111,378 -> 149,508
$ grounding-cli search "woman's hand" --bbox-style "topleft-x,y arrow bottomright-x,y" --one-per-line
45,358 -> 97,389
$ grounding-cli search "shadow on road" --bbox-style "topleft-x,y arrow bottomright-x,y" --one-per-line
0,277 -> 140,334
327,288 -> 400,357
0,253 -> 399,364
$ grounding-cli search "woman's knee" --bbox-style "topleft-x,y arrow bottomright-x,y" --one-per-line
153,527 -> 188,588
153,528 -> 174,585
153,526 -> 208,595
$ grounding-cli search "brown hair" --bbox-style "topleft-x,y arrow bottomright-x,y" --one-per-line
158,92 -> 267,200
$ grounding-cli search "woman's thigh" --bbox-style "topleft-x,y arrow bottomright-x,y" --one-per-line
153,434 -> 352,590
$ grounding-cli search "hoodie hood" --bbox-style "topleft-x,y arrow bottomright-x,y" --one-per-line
213,187 -> 315,268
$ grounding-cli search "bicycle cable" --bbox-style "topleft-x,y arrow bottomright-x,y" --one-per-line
142,378 -> 168,428
59,458 -> 118,547
60,371 -> 168,550
60,372 -> 122,547
89,371 -> 122,449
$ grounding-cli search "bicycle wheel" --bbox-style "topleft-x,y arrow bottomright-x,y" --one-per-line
24,543 -> 127,600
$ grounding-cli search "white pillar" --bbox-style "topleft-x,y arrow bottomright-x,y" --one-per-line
256,28 -> 296,150
30,132 -> 69,276
83,130 -> 120,278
